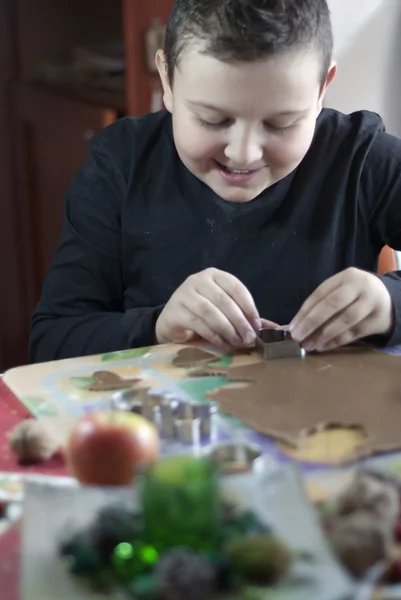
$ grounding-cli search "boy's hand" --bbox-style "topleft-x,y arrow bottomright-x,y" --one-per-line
155,268 -> 262,350
290,267 -> 394,352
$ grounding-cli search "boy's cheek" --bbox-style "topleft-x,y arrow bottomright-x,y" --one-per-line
270,129 -> 315,168
174,125 -> 220,164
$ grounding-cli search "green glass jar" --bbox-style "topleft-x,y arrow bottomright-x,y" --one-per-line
141,456 -> 220,552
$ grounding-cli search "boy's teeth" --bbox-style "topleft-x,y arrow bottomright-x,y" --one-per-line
227,167 -> 251,174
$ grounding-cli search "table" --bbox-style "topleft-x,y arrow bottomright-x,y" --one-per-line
0,378 -> 67,600
2,342 -> 401,599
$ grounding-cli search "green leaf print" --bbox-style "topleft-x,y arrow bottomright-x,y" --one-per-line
179,368 -> 246,429
70,376 -> 96,390
178,376 -> 232,405
20,396 -> 59,417
101,347 -> 151,362
208,353 -> 233,368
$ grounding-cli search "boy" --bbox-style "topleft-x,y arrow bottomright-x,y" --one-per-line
29,0 -> 401,363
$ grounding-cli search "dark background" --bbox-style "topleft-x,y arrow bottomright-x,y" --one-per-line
0,0 -> 172,370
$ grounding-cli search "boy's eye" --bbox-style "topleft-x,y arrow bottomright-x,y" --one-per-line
196,117 -> 230,130
195,117 -> 295,132
264,122 -> 293,132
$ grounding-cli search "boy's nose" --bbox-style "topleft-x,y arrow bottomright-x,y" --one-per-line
224,132 -> 264,167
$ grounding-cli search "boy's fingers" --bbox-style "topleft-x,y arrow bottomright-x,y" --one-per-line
212,270 -> 261,329
183,293 -> 246,347
178,307 -> 231,351
291,284 -> 360,342
190,270 -> 260,344
170,327 -> 196,343
303,300 -> 371,351
317,314 -> 376,352
260,318 -> 280,329
291,273 -> 343,325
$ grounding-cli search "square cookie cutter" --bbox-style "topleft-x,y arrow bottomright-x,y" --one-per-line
255,328 -> 306,360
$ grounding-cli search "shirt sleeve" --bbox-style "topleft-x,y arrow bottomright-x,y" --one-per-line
28,125 -> 164,363
361,128 -> 401,347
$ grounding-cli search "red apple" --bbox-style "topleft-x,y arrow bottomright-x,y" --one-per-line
65,411 -> 159,485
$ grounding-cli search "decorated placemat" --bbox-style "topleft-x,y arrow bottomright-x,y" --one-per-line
4,342 -> 401,504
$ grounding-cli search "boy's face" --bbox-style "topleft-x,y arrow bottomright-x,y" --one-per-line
157,45 -> 336,203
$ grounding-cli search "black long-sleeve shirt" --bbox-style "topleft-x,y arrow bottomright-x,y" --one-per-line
29,108 -> 401,363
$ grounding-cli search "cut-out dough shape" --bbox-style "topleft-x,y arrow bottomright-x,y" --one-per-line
184,345 -> 401,461
87,370 -> 141,392
172,347 -> 220,368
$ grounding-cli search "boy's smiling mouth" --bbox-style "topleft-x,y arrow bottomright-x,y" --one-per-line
213,159 -> 265,183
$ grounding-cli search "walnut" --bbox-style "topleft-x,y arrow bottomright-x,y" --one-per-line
9,420 -> 59,464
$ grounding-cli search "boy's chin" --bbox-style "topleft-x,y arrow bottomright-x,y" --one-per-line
206,177 -> 270,203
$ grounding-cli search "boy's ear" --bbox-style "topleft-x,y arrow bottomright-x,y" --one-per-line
156,50 -> 173,112
318,61 -> 337,109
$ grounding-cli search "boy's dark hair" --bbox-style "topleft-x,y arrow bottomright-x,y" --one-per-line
164,0 -> 333,87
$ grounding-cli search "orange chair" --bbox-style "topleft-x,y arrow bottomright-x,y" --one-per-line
378,245 -> 398,274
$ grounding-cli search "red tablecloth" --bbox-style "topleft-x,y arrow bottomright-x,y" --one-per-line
0,522 -> 20,600
0,378 -> 66,475
0,378 -> 68,599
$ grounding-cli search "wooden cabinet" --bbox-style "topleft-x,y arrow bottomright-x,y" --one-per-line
0,0 -> 173,369
19,85 -> 117,301
17,0 -> 172,118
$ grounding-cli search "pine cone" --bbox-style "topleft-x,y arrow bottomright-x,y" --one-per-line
329,510 -> 393,577
335,471 -> 400,528
156,548 -> 216,600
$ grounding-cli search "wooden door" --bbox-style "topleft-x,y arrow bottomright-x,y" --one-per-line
19,84 -> 117,308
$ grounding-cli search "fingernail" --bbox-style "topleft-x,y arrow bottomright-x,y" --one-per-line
291,325 -> 303,341
233,333 -> 243,346
252,318 -> 262,331
244,330 -> 256,345
303,340 -> 315,351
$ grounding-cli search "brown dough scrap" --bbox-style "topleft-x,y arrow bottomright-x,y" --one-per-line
172,347 -> 220,368
188,364 -> 263,379
188,368 -> 227,377
87,370 -> 141,391
196,345 -> 401,459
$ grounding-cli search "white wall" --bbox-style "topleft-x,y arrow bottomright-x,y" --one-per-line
325,0 -> 401,137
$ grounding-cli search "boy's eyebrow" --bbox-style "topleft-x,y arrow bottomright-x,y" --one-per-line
186,100 -> 308,117
271,109 -> 309,117
186,100 -> 225,111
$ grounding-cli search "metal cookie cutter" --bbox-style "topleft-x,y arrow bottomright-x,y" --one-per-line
255,328 -> 306,360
